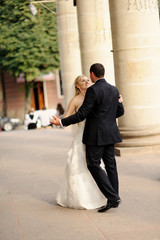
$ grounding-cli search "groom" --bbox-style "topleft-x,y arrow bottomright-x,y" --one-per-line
51,63 -> 124,212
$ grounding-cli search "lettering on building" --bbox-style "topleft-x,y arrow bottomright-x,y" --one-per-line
128,0 -> 158,11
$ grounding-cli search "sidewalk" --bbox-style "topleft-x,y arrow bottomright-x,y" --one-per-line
0,128 -> 160,240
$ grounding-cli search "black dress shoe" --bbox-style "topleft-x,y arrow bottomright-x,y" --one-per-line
111,199 -> 121,208
98,199 -> 121,213
112,201 -> 120,208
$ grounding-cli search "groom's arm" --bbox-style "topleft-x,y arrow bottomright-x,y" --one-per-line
61,87 -> 96,127
116,89 -> 124,118
116,102 -> 124,118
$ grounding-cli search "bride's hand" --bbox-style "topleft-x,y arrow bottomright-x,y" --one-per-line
119,95 -> 123,103
50,116 -> 61,126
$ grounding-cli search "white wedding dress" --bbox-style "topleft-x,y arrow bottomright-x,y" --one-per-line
56,121 -> 106,209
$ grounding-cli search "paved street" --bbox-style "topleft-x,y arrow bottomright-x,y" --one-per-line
0,127 -> 160,240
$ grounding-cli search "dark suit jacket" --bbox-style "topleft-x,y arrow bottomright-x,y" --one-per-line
61,79 -> 124,145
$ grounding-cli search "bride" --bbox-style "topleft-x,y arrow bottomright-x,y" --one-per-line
56,75 -> 123,210
56,75 -> 106,209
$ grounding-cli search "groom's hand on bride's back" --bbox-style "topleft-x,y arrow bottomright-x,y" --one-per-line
119,95 -> 123,103
50,116 -> 61,126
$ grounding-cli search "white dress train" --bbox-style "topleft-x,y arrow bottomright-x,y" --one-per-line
56,121 -> 106,210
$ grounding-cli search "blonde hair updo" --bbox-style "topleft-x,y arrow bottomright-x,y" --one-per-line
74,75 -> 86,96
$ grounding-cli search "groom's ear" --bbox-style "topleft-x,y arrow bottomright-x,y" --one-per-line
90,72 -> 93,78
90,72 -> 96,82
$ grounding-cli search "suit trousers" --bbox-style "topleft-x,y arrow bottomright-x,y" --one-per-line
86,144 -> 119,201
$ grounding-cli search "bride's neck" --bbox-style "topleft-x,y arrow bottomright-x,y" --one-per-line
79,90 -> 86,97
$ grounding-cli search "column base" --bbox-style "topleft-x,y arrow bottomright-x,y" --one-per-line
115,134 -> 160,156
115,145 -> 160,156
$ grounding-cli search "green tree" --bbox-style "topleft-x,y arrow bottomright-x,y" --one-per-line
0,0 -> 59,114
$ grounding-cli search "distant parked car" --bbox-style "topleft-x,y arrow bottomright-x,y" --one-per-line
0,116 -> 21,131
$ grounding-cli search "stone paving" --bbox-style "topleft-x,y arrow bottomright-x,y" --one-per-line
0,127 -> 160,240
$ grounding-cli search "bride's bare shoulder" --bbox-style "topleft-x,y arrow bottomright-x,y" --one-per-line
70,95 -> 83,111
71,94 -> 81,104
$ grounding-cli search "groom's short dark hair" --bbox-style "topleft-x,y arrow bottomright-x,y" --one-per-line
90,63 -> 105,78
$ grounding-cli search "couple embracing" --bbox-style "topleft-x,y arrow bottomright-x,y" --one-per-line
51,63 -> 124,213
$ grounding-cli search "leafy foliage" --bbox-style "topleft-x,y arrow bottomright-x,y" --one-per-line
0,0 -> 59,81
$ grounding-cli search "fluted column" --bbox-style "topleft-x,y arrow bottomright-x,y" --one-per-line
109,0 -> 160,152
76,0 -> 115,84
56,0 -> 82,108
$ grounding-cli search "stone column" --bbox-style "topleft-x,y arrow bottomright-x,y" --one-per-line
76,0 -> 115,84
56,0 -> 82,108
109,0 -> 160,154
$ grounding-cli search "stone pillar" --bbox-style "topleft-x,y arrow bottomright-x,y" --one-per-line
109,0 -> 160,154
76,0 -> 115,84
56,0 -> 82,108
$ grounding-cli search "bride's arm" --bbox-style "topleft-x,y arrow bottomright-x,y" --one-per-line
50,97 -> 80,126
51,97 -> 78,126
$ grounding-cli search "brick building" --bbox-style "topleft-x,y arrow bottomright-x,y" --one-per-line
0,71 -> 64,121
